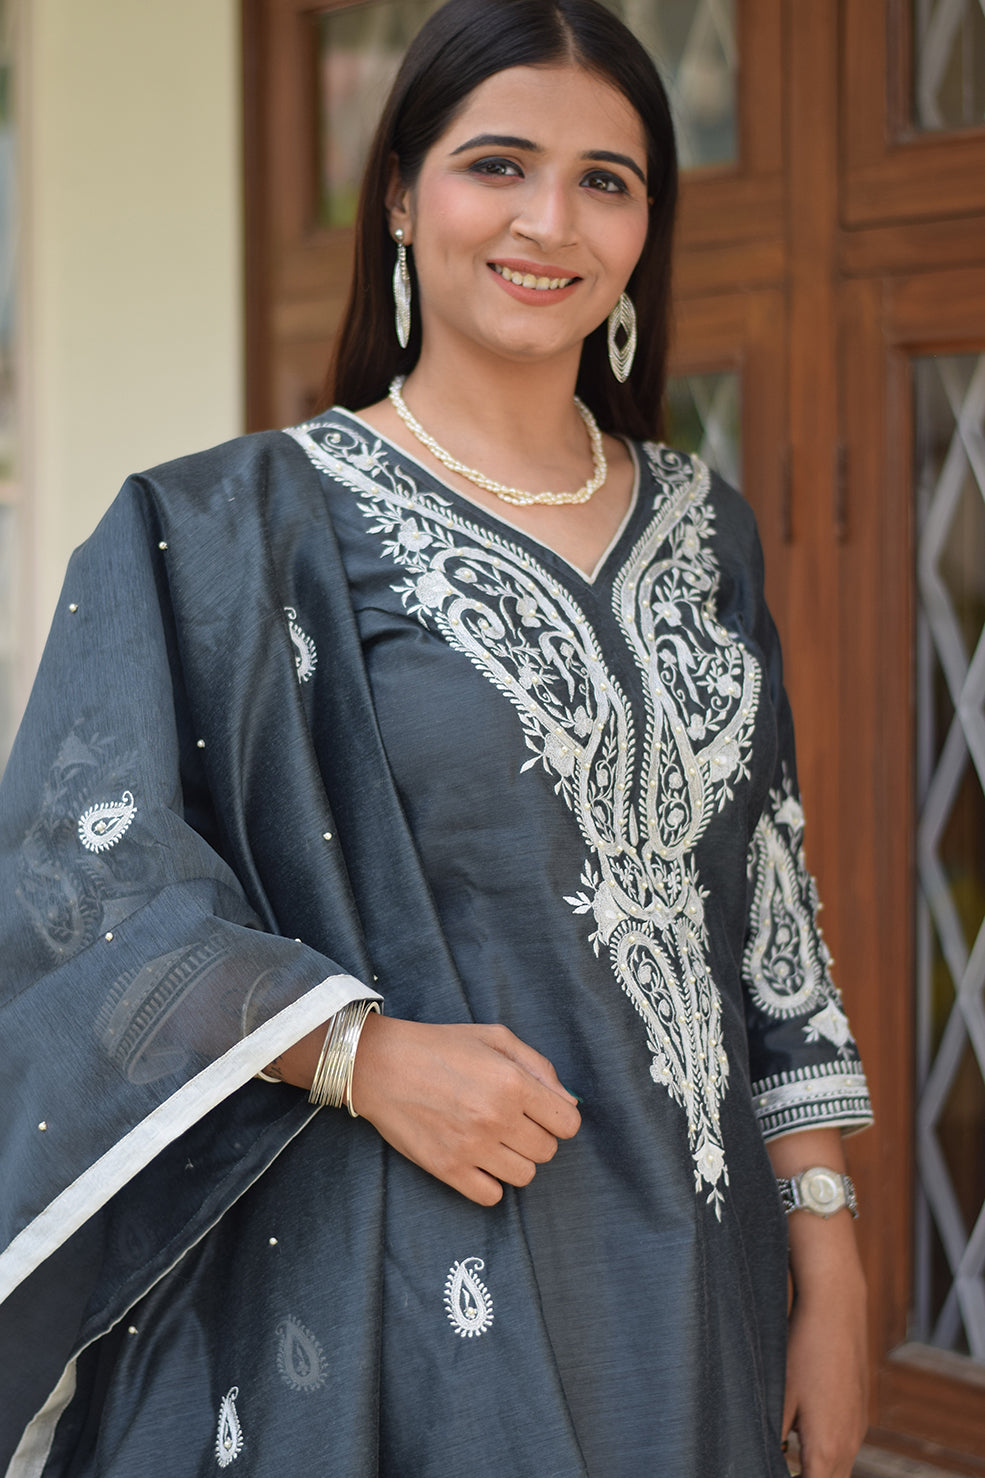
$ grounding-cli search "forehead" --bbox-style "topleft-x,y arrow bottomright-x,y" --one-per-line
433,63 -> 647,158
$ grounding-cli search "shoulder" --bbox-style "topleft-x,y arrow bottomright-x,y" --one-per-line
632,441 -> 766,599
71,429 -> 328,594
89,428 -> 326,560
133,428 -> 313,511
635,441 -> 758,538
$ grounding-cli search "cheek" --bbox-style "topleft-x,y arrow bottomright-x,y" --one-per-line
609,207 -> 649,278
415,179 -> 504,267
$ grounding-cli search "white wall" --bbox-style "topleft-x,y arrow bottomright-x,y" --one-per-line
23,0 -> 242,668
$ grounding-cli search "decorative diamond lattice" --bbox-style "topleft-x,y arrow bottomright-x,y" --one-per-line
664,371 -> 741,490
913,0 -> 985,132
913,354 -> 985,1360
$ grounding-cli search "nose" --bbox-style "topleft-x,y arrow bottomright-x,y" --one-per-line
510,173 -> 577,252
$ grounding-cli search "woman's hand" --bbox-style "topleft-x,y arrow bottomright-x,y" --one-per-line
767,1129 -> 869,1477
349,1015 -> 582,1204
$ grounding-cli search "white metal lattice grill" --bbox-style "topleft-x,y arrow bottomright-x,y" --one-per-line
913,353 -> 985,1360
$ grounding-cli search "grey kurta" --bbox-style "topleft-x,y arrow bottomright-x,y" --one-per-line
1,416 -> 870,1477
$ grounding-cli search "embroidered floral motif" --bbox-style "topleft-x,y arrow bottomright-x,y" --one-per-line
444,1257 -> 494,1338
275,1316 -> 327,1391
78,791 -> 137,853
215,1386 -> 243,1467
284,607 -> 317,683
287,423 -> 762,1216
743,768 -> 850,1052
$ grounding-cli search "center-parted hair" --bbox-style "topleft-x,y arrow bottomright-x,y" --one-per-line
323,0 -> 677,440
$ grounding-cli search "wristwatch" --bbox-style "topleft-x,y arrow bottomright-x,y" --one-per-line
776,1166 -> 858,1219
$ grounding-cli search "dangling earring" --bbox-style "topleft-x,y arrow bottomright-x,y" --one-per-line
607,292 -> 637,382
393,228 -> 412,349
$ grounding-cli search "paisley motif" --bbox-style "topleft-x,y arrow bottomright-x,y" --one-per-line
215,1386 -> 243,1467
743,768 -> 847,1049
284,607 -> 317,683
275,1316 -> 326,1392
444,1257 -> 494,1339
78,790 -> 137,854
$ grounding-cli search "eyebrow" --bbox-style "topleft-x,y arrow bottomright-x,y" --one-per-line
449,133 -> 647,187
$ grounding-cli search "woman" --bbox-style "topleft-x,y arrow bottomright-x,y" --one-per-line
0,2 -> 872,1474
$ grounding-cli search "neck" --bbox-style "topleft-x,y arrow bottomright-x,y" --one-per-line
406,339 -> 587,454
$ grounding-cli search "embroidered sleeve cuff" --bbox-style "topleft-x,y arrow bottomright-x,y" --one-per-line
751,1062 -> 873,1141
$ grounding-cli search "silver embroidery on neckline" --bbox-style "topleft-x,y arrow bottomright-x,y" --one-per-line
78,791 -> 137,854
287,424 -> 762,1216
284,607 -> 317,683
215,1386 -> 243,1467
444,1257 -> 494,1338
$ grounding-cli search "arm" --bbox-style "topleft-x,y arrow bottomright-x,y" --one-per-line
767,1128 -> 868,1478
728,512 -> 871,1474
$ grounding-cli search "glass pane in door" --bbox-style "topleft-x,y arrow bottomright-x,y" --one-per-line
912,352 -> 985,1361
664,370 -> 741,488
316,0 -> 738,228
913,0 -> 985,132
316,0 -> 444,229
602,0 -> 737,168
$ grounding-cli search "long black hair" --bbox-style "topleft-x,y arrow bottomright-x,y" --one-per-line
323,0 -> 677,440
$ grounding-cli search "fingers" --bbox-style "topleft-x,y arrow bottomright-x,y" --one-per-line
480,1143 -> 540,1189
474,1024 -> 582,1140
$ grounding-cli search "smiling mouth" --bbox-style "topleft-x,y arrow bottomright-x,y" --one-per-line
491,264 -> 579,291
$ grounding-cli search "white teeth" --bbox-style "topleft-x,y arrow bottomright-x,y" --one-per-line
494,265 -> 574,290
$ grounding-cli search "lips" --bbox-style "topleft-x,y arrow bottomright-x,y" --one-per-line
490,261 -> 580,292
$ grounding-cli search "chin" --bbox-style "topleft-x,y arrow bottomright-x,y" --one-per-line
483,331 -> 580,364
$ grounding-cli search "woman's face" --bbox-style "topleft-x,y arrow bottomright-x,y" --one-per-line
390,63 -> 651,372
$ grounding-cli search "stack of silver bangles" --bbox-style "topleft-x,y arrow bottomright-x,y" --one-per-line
308,999 -> 382,1117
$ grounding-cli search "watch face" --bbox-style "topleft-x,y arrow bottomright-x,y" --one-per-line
800,1168 -> 845,1215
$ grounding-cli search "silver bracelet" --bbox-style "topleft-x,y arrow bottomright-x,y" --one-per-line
308,1000 -> 382,1117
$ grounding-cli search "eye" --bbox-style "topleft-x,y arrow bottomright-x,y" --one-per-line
469,156 -> 523,179
582,169 -> 629,195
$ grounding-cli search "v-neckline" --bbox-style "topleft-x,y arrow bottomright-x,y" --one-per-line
330,406 -> 644,590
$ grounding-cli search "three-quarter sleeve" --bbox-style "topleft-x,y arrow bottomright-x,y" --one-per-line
742,618 -> 873,1142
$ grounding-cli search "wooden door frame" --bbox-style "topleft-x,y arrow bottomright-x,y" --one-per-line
842,0 -> 985,227
240,4 -> 985,1463
839,264 -> 985,1471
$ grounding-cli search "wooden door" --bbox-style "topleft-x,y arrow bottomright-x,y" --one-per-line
243,1 -> 985,1467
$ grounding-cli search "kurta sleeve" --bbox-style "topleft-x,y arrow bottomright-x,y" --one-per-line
740,581 -> 873,1144
0,469 -> 378,1312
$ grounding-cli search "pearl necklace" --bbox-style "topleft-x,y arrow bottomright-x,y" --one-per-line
387,376 -> 607,507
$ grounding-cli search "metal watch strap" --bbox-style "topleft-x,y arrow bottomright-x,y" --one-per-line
776,1166 -> 859,1219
